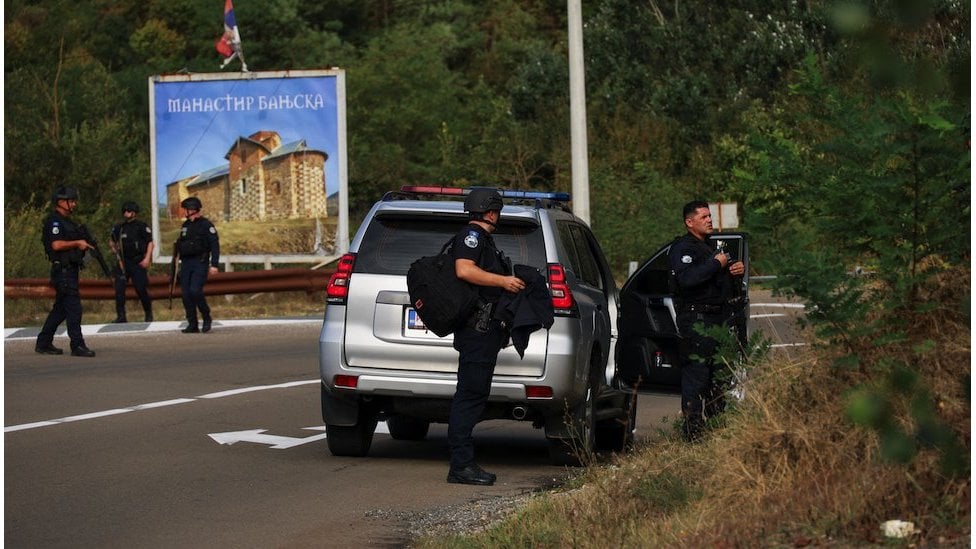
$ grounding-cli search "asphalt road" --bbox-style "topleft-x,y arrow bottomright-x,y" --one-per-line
4,292 -> 804,548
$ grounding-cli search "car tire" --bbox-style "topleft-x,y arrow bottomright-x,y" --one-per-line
596,393 -> 637,453
547,374 -> 596,467
326,414 -> 378,457
386,416 -> 430,440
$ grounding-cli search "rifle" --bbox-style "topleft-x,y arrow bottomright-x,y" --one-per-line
169,241 -> 180,308
77,224 -> 114,280
108,232 -> 127,282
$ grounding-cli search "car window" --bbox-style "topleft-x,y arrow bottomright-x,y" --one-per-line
629,244 -> 672,295
555,222 -> 582,277
568,225 -> 603,290
355,215 -> 545,275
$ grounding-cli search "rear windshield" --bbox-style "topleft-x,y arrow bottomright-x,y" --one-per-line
355,215 -> 546,275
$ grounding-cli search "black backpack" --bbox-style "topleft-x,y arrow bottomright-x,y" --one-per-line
407,237 -> 479,337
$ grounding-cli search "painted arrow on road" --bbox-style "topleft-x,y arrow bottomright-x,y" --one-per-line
209,426 -> 329,449
208,422 -> 391,450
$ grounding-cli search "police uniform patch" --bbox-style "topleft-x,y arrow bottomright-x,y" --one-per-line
209,226 -> 216,234
463,231 -> 479,249
681,255 -> 693,264
52,226 -> 60,235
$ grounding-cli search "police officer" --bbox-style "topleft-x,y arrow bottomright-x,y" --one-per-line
669,200 -> 745,441
176,196 -> 220,333
35,186 -> 96,357
447,188 -> 525,486
109,201 -> 155,323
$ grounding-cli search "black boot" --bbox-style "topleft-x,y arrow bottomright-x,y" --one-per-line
35,343 -> 64,355
71,345 -> 96,358
202,316 -> 212,333
447,464 -> 495,486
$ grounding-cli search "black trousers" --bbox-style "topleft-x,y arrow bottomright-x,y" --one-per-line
37,265 -> 86,349
448,320 -> 506,469
114,258 -> 153,319
677,311 -> 728,434
180,259 -> 211,327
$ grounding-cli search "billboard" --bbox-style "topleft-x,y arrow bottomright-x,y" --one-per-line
149,69 -> 348,265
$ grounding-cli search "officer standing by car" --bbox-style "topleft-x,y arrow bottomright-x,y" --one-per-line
669,200 -> 745,441
109,201 -> 155,323
447,188 -> 525,486
176,196 -> 220,333
35,186 -> 96,357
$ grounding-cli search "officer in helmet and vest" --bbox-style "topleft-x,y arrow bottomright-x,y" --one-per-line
109,201 -> 155,323
176,196 -> 220,333
446,188 -> 526,486
35,186 -> 96,357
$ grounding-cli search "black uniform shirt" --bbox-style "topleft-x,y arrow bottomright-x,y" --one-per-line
452,223 -> 507,303
41,211 -> 84,265
179,217 -> 220,267
112,219 -> 153,260
668,233 -> 734,306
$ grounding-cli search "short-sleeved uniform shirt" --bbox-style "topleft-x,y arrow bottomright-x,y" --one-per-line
452,223 -> 507,303
112,220 -> 153,260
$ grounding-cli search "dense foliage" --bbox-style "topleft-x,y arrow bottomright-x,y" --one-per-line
13,0 -> 950,273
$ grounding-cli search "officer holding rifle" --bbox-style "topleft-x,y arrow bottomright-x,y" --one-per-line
35,186 -> 96,357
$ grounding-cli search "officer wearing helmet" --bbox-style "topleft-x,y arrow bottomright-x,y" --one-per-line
35,186 -> 96,357
446,188 -> 526,486
176,196 -> 220,333
109,201 -> 154,323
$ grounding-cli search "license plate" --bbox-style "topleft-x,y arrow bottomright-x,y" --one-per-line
406,308 -> 427,330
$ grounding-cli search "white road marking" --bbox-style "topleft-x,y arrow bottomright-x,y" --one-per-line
4,379 -> 320,433
209,426 -> 329,449
751,313 -> 785,319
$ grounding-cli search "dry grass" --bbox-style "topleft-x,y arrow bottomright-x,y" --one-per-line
414,269 -> 971,548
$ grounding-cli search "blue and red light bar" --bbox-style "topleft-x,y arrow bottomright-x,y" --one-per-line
400,185 -> 570,202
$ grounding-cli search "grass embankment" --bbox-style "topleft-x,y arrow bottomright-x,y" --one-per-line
415,284 -> 970,546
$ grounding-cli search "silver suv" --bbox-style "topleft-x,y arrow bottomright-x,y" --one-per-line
318,186 -> 636,465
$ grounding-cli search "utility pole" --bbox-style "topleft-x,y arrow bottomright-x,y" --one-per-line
568,0 -> 591,225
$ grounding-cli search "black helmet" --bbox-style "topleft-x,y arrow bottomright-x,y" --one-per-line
181,197 -> 202,210
464,188 -> 503,214
52,186 -> 79,203
122,201 -> 140,213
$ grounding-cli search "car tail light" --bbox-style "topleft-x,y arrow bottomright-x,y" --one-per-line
326,253 -> 356,304
547,263 -> 575,315
525,385 -> 554,399
333,375 -> 359,388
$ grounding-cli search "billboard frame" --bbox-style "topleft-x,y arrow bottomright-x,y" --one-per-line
148,69 -> 349,268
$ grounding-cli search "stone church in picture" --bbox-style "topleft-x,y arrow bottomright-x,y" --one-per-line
166,130 -> 329,221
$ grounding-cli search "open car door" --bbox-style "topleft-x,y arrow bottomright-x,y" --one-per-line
616,233 -> 749,392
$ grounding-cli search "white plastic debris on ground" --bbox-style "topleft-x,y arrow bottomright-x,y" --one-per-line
881,520 -> 918,538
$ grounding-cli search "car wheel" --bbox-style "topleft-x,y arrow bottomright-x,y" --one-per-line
386,416 -> 430,440
326,414 -> 378,457
596,393 -> 637,453
547,376 -> 596,467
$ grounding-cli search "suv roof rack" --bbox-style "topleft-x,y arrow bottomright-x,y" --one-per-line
384,185 -> 572,210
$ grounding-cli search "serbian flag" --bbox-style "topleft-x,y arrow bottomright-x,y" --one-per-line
216,0 -> 247,70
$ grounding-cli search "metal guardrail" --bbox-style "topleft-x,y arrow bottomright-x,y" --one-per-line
4,267 -> 337,300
